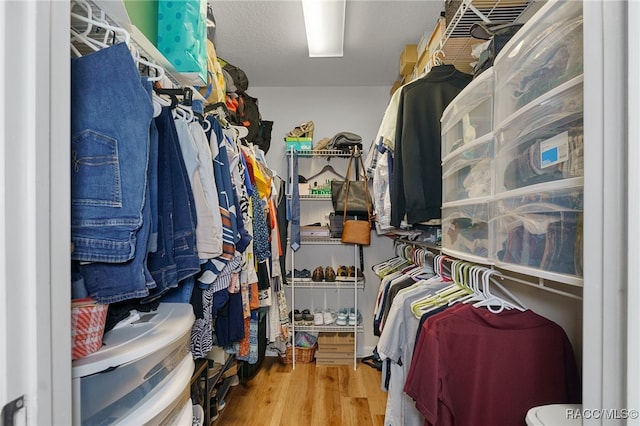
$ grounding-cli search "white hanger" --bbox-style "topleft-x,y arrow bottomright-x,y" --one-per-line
130,47 -> 165,82
199,116 -> 212,133
473,269 -> 527,313
70,0 -> 165,83
459,265 -> 487,305
173,104 -> 194,122
70,5 -> 131,48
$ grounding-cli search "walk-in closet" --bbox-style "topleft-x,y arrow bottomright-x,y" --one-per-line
0,1 -> 638,426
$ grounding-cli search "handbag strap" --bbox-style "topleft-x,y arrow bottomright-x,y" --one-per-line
343,147 -> 371,224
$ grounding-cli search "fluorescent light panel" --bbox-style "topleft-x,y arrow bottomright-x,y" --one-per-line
302,0 -> 346,57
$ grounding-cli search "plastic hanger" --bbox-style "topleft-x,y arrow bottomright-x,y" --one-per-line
70,6 -> 131,49
70,1 -> 166,83
459,265 -> 487,305
305,164 -> 345,182
473,269 -> 527,313
152,92 -> 172,117
131,49 -> 165,82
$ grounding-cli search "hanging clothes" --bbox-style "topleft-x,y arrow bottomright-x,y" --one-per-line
404,303 -> 581,426
377,275 -> 451,426
391,65 -> 472,227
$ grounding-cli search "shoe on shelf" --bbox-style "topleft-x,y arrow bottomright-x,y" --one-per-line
313,136 -> 331,151
286,269 -> 312,282
347,266 -> 365,282
336,265 -> 349,281
301,309 -> 314,325
336,309 -> 348,326
348,309 -> 362,326
299,269 -> 312,282
323,309 -> 336,325
314,309 -> 324,326
289,310 -> 303,323
312,266 -> 325,282
324,266 -> 336,282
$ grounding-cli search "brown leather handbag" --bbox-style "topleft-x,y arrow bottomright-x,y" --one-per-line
341,148 -> 372,246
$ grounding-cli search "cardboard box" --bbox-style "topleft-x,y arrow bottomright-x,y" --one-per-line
416,30 -> 429,62
315,354 -> 354,366
390,78 -> 403,95
416,50 -> 429,76
300,225 -> 331,238
427,16 -> 446,64
317,343 -> 354,353
285,137 -> 313,151
399,44 -> 418,76
318,332 -> 355,345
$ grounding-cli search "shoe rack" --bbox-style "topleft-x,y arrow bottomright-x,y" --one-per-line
286,148 -> 364,369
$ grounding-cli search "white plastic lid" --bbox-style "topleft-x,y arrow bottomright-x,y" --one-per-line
72,303 -> 194,378
526,404 -> 582,426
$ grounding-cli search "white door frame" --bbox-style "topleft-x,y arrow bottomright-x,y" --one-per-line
583,0 -> 635,424
0,1 -> 71,424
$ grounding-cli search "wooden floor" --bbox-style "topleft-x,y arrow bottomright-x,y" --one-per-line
213,357 -> 387,426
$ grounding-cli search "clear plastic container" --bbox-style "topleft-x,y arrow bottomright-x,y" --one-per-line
72,303 -> 195,425
495,75 -> 583,151
442,202 -> 490,261
490,184 -> 583,279
441,68 -> 494,158
494,77 -> 583,194
494,0 -> 583,127
442,135 -> 493,203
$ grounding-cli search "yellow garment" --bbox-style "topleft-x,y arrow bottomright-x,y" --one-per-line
198,40 -> 226,104
253,162 -> 271,199
242,146 -> 271,198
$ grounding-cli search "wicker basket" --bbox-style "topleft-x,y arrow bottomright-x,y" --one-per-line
278,344 -> 317,364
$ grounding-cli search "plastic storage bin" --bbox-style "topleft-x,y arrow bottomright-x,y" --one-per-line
442,135 -> 493,203
491,184 -> 583,281
493,0 -> 583,127
114,352 -> 193,425
494,77 -> 583,194
441,68 -> 494,158
72,303 -> 195,425
442,202 -> 490,262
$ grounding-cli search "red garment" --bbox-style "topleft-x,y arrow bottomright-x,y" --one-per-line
404,304 -> 581,426
241,149 -> 256,185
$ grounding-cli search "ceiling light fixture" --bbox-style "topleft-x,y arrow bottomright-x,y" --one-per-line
301,0 -> 346,57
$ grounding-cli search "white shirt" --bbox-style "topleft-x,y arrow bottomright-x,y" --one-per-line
377,277 -> 449,426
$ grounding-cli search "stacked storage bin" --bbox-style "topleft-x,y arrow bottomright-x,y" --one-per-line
72,303 -> 195,425
440,67 -> 495,264
491,0 -> 584,284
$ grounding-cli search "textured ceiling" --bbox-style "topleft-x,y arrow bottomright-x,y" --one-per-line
211,0 -> 445,88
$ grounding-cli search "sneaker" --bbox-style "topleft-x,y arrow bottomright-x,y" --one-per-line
348,309 -> 361,326
312,266 -> 324,282
336,265 -> 349,281
299,269 -> 312,282
323,309 -> 336,325
324,266 -> 336,282
301,309 -> 314,325
336,309 -> 348,326
313,309 -> 324,325
289,310 -> 303,324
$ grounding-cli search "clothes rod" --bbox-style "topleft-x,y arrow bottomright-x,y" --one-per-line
394,238 -> 583,301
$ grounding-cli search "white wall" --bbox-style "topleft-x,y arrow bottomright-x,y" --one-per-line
250,85 -> 394,354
